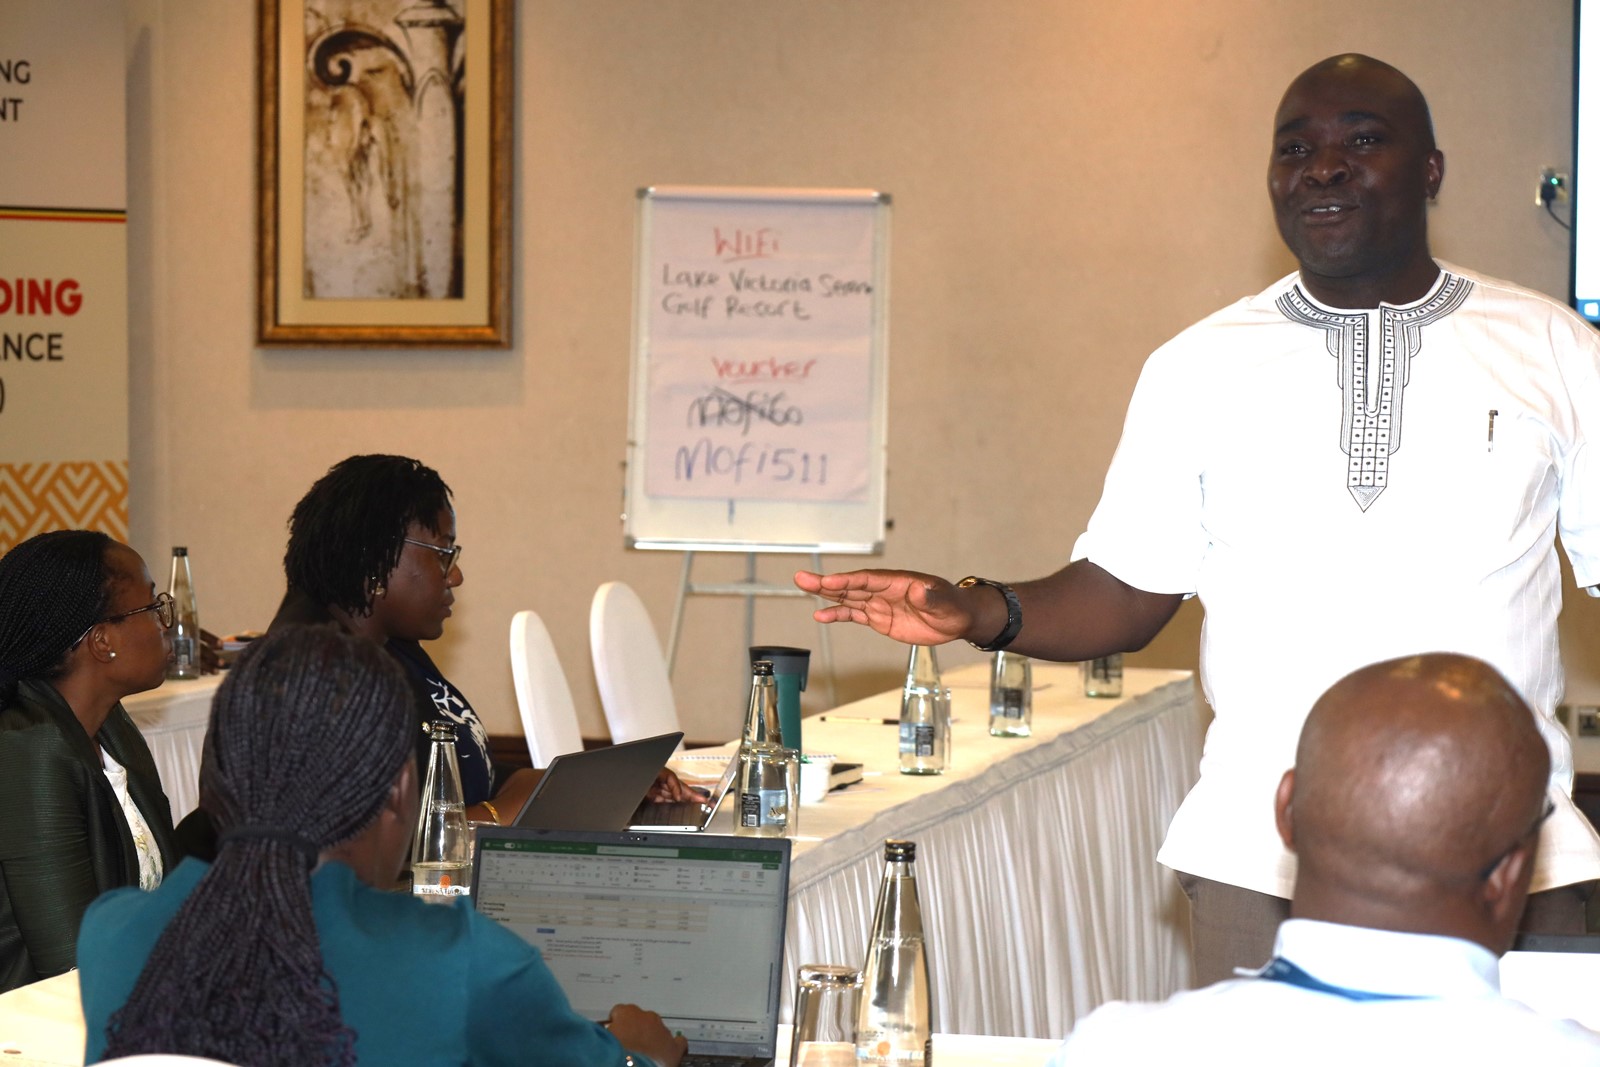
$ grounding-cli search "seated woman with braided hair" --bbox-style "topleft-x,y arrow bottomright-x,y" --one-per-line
0,529 -> 178,993
271,453 -> 536,824
169,454 -> 693,859
79,624 -> 688,1066
171,454 -> 697,859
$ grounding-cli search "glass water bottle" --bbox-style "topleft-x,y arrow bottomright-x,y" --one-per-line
856,839 -> 933,1065
988,650 -> 1032,737
166,547 -> 202,680
1082,653 -> 1124,698
899,645 -> 948,775
412,721 -> 471,903
735,660 -> 797,837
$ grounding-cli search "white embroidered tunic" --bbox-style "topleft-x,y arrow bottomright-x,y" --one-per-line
1074,263 -> 1600,897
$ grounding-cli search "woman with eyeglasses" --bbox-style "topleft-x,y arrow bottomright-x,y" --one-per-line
0,529 -> 178,992
175,454 -> 697,860
265,453 -> 528,823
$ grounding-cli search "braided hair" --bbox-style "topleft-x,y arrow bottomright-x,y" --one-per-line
102,624 -> 418,1065
0,529 -> 115,703
283,454 -> 452,618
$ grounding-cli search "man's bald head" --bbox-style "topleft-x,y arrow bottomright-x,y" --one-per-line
1279,653 -> 1549,952
1278,54 -> 1437,151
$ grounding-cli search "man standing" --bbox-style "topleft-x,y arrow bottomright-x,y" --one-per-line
1047,654 -> 1600,1064
797,54 -> 1600,983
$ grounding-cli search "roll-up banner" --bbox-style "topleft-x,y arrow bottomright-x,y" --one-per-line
0,1 -> 129,550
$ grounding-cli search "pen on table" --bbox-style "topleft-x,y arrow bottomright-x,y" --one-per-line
820,714 -> 899,725
1487,408 -> 1497,452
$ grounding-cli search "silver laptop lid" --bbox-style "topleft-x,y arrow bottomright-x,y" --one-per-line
471,826 -> 790,1060
513,731 -> 683,831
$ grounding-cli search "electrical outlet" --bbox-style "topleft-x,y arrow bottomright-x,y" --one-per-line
1538,167 -> 1570,206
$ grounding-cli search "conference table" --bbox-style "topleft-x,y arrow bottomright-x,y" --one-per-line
719,662 -> 1204,1040
0,971 -> 1061,1067
6,664 -> 1198,1061
109,663 -> 1202,1041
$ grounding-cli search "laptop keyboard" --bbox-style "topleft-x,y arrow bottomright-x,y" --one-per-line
678,1057 -> 771,1067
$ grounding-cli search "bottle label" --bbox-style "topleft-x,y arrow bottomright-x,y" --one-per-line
1089,656 -> 1122,682
411,860 -> 471,905
855,1030 -> 927,1064
913,724 -> 934,757
740,787 -> 787,827
999,687 -> 1024,718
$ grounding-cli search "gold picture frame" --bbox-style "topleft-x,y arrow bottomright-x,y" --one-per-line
257,0 -> 512,347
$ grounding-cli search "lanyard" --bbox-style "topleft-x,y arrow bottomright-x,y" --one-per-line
1255,957 -> 1426,1003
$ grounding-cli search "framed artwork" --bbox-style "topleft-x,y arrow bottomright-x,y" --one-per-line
257,0 -> 512,347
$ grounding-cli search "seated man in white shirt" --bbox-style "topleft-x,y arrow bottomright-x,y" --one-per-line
1049,652 -> 1600,1065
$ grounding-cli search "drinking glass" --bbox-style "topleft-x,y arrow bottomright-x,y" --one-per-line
790,964 -> 861,1067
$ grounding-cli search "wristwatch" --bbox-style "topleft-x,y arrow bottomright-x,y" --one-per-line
957,575 -> 1023,652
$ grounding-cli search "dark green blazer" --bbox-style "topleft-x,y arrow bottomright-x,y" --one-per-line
0,678 -> 177,991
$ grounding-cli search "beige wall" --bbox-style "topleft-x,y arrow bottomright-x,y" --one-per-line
121,0 -> 1599,744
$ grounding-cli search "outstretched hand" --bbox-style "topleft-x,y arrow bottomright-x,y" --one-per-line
794,569 -> 974,648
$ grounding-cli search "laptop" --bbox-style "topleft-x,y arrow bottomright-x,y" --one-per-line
472,826 -> 791,1066
629,752 -> 739,831
513,732 -> 684,831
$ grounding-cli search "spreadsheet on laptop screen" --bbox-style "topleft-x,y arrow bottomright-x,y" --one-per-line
475,837 -> 786,1048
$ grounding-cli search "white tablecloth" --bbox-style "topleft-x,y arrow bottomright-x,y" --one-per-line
747,664 -> 1203,1040
0,973 -> 1063,1067
121,674 -> 220,820
0,972 -> 81,1066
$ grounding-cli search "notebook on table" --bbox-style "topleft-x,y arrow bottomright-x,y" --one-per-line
472,826 -> 791,1066
513,731 -> 684,831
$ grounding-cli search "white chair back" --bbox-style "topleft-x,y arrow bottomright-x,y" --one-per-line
589,581 -> 683,743
509,609 -> 586,767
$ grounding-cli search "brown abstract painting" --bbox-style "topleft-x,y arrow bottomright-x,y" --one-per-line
258,0 -> 510,346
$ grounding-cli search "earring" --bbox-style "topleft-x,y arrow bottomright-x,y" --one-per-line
373,583 -> 387,598
366,576 -> 387,599
109,651 -> 117,660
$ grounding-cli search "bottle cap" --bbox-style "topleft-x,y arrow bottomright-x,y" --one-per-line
752,660 -> 774,677
884,839 -> 916,861
428,721 -> 457,741
172,546 -> 188,556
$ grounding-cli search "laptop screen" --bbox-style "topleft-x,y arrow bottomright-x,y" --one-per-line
473,829 -> 790,1058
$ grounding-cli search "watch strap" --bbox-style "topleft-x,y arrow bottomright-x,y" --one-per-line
957,576 -> 1022,652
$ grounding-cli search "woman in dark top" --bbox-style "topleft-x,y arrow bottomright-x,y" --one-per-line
269,454 -> 536,822
0,530 -> 178,991
270,454 -> 697,823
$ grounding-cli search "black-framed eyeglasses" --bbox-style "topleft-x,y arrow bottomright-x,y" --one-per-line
402,537 -> 462,575
1478,797 -> 1556,881
71,591 -> 176,648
